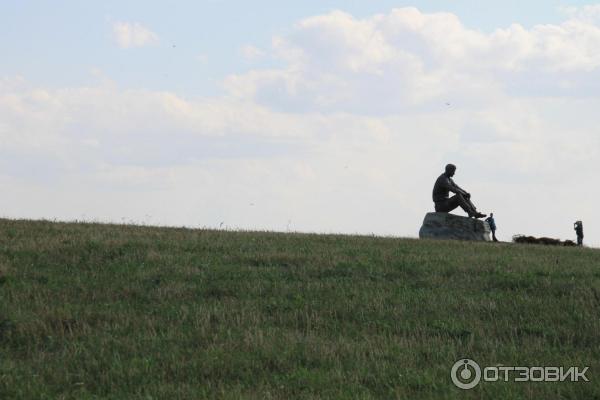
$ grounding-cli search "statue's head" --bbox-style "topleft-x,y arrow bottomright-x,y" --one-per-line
445,163 -> 456,177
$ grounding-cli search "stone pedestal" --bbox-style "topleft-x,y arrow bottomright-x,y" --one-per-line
419,212 -> 491,241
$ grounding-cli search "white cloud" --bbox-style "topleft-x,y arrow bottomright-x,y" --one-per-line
225,7 -> 600,115
559,4 -> 600,21
240,45 -> 265,61
112,21 -> 159,49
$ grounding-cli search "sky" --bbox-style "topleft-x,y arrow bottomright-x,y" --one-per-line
1,1 -> 600,246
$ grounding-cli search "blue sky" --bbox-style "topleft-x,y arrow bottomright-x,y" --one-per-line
2,1 -> 600,245
1,0 -> 592,95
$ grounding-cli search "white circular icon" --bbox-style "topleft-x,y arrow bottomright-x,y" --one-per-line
451,359 -> 481,390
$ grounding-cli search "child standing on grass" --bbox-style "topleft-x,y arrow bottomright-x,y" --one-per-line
485,213 -> 498,242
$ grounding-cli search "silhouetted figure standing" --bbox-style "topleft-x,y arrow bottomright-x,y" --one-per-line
574,221 -> 584,246
485,213 -> 498,242
432,164 -> 486,219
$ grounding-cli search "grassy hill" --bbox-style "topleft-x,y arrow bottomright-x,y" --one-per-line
1,218 -> 599,399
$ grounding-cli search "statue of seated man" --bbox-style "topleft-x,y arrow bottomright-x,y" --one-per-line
432,164 -> 486,219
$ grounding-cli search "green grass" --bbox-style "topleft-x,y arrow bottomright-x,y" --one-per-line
1,218 -> 599,399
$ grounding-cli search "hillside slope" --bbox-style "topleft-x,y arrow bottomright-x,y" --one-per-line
1,218 -> 599,399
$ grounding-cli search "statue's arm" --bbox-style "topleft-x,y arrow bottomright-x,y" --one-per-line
449,180 -> 469,196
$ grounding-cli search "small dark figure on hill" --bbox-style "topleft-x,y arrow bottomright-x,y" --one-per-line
574,221 -> 584,246
432,164 -> 486,219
